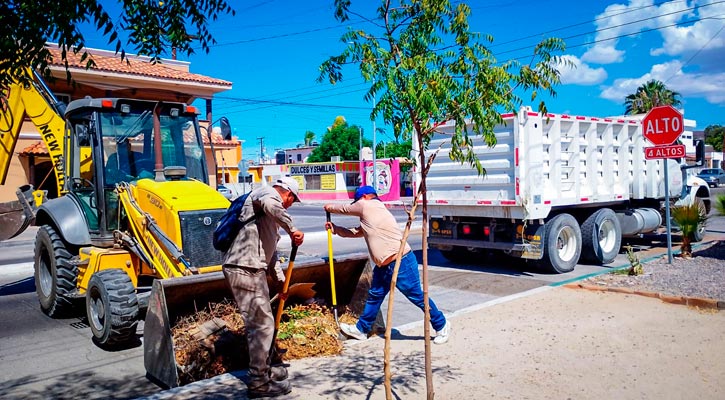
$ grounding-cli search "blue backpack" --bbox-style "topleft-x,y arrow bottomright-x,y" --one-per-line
213,192 -> 262,252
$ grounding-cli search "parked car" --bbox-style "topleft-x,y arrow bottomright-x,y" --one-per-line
697,168 -> 725,188
217,184 -> 233,199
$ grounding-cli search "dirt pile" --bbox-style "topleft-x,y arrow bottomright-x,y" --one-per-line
171,301 -> 356,385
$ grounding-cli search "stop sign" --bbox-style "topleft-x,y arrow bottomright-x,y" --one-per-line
642,105 -> 683,146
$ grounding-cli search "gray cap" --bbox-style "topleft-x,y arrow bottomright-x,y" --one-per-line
274,177 -> 301,202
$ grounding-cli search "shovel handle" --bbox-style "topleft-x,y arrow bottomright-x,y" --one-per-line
326,211 -> 337,308
275,245 -> 298,329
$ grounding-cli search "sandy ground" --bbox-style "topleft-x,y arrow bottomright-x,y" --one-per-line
143,286 -> 725,400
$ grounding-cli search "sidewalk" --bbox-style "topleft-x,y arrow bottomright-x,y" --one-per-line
140,284 -> 725,399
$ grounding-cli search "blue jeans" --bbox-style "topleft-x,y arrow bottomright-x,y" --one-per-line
356,251 -> 447,334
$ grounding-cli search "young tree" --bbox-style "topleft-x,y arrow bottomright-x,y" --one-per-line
704,124 -> 724,152
375,140 -> 412,159
624,79 -> 682,115
319,1 -> 566,398
0,0 -> 234,96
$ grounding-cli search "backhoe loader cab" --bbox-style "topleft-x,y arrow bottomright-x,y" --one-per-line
32,97 -> 232,348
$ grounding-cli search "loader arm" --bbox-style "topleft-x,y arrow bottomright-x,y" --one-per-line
116,182 -> 193,279
1,70 -> 67,194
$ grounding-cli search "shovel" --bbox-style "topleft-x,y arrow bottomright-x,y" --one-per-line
274,245 -> 300,330
326,212 -> 340,327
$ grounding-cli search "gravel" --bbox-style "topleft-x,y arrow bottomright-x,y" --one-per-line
583,240 -> 725,301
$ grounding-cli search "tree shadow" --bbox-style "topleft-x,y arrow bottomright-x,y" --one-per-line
0,371 -> 160,400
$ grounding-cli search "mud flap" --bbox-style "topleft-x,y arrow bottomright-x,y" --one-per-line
0,185 -> 37,241
143,252 -> 371,389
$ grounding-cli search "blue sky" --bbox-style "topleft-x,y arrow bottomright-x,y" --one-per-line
83,0 -> 725,161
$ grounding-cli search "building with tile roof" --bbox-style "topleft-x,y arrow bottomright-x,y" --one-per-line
2,44 -> 242,202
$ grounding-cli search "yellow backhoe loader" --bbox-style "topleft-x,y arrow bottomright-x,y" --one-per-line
1,71 -> 369,384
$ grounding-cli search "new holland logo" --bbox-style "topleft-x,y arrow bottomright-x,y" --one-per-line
203,217 -> 213,226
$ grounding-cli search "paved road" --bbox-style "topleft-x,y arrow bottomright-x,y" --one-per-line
1,190 -> 723,399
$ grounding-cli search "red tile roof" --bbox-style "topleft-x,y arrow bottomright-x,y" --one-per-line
47,46 -> 232,87
19,141 -> 48,156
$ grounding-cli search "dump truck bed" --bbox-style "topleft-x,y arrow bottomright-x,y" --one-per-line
417,107 -> 691,221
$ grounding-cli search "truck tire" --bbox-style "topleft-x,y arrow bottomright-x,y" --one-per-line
538,213 -> 582,274
692,198 -> 707,242
86,269 -> 139,349
34,225 -> 79,317
580,208 -> 622,265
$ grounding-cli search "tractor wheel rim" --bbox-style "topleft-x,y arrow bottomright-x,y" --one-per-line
39,257 -> 52,297
89,291 -> 105,331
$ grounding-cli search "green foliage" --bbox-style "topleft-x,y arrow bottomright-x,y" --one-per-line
319,0 -> 567,176
672,202 -> 708,240
375,140 -> 412,159
0,0 -> 234,95
623,246 -> 643,276
304,131 -> 316,146
704,124 -> 724,152
624,79 -> 682,115
307,120 -> 371,162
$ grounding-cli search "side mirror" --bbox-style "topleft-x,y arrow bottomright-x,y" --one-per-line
76,124 -> 90,146
694,139 -> 705,166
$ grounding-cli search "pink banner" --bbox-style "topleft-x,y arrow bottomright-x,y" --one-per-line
361,159 -> 400,201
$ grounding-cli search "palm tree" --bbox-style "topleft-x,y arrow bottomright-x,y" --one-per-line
304,131 -> 315,146
624,79 -> 682,115
671,202 -> 708,258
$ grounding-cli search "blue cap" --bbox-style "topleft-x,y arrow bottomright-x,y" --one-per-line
352,185 -> 378,203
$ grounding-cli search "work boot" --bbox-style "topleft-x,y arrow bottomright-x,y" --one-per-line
340,322 -> 367,341
270,365 -> 288,381
248,378 -> 292,399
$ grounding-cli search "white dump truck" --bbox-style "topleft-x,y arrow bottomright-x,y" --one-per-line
415,106 -> 710,273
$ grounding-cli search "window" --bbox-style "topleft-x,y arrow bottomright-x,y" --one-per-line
296,154 -> 302,162
305,175 -> 321,190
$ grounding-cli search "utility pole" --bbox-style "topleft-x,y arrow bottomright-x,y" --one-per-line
257,137 -> 264,164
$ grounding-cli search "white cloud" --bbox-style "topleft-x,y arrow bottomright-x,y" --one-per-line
600,60 -> 725,104
557,55 -> 608,85
581,45 -> 624,64
651,2 -> 725,57
581,0 -> 725,66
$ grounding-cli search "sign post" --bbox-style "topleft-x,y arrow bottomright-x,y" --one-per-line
642,106 -> 684,263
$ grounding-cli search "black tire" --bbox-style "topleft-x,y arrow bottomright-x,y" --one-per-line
538,214 -> 582,274
692,197 -> 707,242
580,208 -> 622,265
86,269 -> 139,349
34,225 -> 79,317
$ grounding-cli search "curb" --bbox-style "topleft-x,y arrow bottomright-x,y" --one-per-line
557,240 -> 724,311
563,282 -> 724,310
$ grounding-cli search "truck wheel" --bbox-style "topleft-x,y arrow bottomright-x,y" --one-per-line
86,269 -> 139,349
692,198 -> 707,242
34,225 -> 79,317
539,214 -> 581,274
580,208 -> 622,265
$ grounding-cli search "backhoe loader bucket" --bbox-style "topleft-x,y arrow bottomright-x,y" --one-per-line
144,252 -> 371,389
0,185 -> 36,241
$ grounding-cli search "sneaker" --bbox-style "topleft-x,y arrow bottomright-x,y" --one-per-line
270,365 -> 288,381
433,320 -> 451,345
248,378 -> 292,398
340,322 -> 367,341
